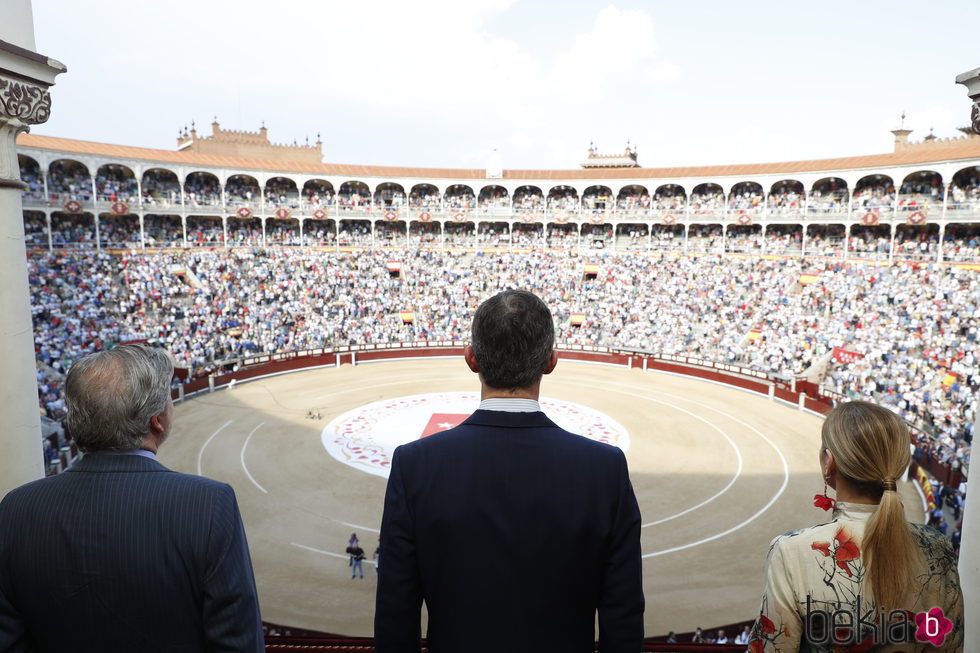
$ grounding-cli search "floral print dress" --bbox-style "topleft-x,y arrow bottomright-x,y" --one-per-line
749,502 -> 963,652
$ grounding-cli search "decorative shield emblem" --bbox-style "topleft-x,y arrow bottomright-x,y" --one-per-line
736,213 -> 752,226
418,212 -> 432,223
236,206 -> 252,219
861,212 -> 879,226
555,214 -> 569,224
275,207 -> 290,220
312,208 -> 327,220
63,199 -> 82,214
521,214 -> 534,224
453,212 -> 467,222
589,214 -> 604,225
384,210 -> 397,222
110,202 -> 129,215
661,213 -> 677,225
907,210 -> 927,225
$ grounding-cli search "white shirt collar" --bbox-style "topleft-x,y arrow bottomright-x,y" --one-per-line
478,398 -> 541,413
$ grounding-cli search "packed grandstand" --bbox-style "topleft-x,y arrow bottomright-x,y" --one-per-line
17,128 -> 977,527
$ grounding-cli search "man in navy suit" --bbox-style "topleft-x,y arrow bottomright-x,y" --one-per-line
0,344 -> 263,652
375,290 -> 643,652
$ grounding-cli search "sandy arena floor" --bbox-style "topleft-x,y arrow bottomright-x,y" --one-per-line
158,357 -> 923,637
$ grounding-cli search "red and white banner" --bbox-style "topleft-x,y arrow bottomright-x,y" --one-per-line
832,347 -> 864,364
420,413 -> 469,438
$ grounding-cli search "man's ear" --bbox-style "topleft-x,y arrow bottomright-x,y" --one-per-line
543,350 -> 558,375
463,344 -> 480,374
149,412 -> 167,438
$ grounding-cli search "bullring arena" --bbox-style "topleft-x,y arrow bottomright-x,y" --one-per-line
158,348 -> 924,637
11,117 -> 977,646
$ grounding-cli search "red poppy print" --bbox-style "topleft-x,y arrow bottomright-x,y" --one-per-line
811,526 -> 861,577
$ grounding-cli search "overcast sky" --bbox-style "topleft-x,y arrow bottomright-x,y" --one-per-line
30,0 -> 980,171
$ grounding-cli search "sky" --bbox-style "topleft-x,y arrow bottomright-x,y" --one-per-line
29,0 -> 980,171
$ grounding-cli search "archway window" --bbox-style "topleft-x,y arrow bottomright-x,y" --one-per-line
690,184 -> 724,213
582,185 -> 612,211
184,172 -> 222,207
19,155 -> 43,201
409,184 -> 440,208
144,215 -> 184,248
478,185 -> 509,208
338,219 -> 371,245
616,185 -> 649,211
95,164 -> 138,202
142,169 -> 181,208
686,224 -> 723,253
303,180 -> 335,206
768,180 -> 805,215
266,218 -> 301,246
98,215 -> 141,248
810,178 -> 848,214
374,183 -> 406,209
48,159 -> 93,200
50,211 -> 95,248
898,171 -> 943,213
513,186 -> 543,211
266,177 -> 300,208
185,216 -> 224,246
226,175 -> 260,203
445,185 -> 475,210
338,182 -> 371,211
22,211 -> 47,247
805,224 -> 846,257
853,175 -> 895,213
728,181 -> 763,211
547,186 -> 578,212
764,224 -> 802,255
653,184 -> 686,211
949,167 -> 980,211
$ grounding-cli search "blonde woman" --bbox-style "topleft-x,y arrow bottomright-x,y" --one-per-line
748,401 -> 963,652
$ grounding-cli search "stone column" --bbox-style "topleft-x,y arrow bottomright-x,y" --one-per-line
0,25 -> 67,497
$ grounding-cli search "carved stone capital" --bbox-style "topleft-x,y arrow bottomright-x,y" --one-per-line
0,116 -> 30,186
0,74 -> 52,125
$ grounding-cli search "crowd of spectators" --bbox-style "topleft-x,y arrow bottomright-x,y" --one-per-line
28,249 -> 975,484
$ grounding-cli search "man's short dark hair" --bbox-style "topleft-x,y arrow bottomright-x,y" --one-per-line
471,290 -> 554,391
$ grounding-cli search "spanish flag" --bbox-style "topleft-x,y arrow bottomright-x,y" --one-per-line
584,264 -> 600,275
570,313 -> 585,326
800,273 -> 819,285
942,373 -> 957,387
399,311 -> 415,324
747,329 -> 762,341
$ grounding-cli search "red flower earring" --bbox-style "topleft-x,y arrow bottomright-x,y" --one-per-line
813,477 -> 837,511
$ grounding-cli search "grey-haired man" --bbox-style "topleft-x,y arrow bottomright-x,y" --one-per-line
0,344 -> 263,652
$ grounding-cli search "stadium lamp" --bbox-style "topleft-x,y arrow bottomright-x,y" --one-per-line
956,66 -> 980,135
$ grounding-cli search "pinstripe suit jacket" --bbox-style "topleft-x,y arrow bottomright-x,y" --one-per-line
0,453 -> 263,652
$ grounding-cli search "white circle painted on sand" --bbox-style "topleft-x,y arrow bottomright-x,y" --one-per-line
321,391 -> 630,478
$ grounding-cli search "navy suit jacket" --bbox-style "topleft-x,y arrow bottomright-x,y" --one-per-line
375,409 -> 644,653
0,453 -> 263,652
